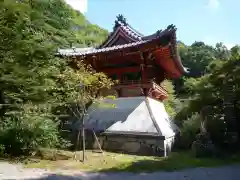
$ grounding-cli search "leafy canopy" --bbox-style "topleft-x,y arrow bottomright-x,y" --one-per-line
0,0 -> 112,156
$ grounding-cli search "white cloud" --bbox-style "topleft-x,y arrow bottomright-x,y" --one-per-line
206,0 -> 220,11
65,0 -> 88,14
203,36 -> 235,50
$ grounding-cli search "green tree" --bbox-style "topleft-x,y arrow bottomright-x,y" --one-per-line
176,53 -> 240,148
214,42 -> 230,61
162,80 -> 177,118
0,0 -> 111,156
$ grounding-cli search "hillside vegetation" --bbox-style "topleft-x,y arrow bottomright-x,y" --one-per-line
0,0 -> 111,156
173,42 -> 240,152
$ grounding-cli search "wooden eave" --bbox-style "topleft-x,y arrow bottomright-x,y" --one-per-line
57,14 -> 188,78
67,30 -> 186,78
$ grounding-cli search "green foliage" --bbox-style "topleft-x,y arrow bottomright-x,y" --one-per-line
162,80 -> 177,117
176,48 -> 240,149
192,133 -> 215,158
0,112 -> 62,156
178,41 -> 216,76
175,41 -> 232,96
177,113 -> 201,149
0,0 -> 111,156
187,53 -> 240,115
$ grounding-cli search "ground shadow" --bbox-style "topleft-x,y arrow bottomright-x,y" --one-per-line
8,151 -> 240,180
19,173 -> 104,180
97,151 -> 197,173
98,150 -> 240,173
11,161 -> 240,180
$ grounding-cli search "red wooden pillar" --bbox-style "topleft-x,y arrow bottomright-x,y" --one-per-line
140,64 -> 147,95
140,64 -> 145,81
118,73 -> 123,97
141,51 -> 147,96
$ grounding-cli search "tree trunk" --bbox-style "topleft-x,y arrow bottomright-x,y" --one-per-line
82,119 -> 85,162
73,127 -> 81,160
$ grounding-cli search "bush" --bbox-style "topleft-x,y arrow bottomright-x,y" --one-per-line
0,114 -> 67,156
206,115 -> 226,146
177,113 -> 201,149
192,133 -> 215,157
0,144 -> 5,157
162,80 -> 177,118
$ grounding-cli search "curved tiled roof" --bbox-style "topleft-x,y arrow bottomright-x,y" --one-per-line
118,21 -> 142,40
98,14 -> 177,49
57,15 -> 189,75
57,40 -> 148,56
57,24 -> 177,57
98,21 -> 142,48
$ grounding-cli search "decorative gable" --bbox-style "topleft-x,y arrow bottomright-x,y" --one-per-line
99,14 -> 143,48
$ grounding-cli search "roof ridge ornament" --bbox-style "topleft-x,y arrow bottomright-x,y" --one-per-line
116,14 -> 127,25
155,24 -> 176,38
167,24 -> 176,31
156,30 -> 163,38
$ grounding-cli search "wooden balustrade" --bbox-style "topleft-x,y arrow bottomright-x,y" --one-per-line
113,79 -> 168,93
116,79 -> 151,85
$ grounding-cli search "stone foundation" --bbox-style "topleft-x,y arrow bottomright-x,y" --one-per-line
74,130 -> 175,156
101,136 -> 164,156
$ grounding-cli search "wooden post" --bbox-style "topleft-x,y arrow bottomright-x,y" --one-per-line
140,52 -> 150,95
140,64 -> 146,95
79,85 -> 86,163
92,56 -> 97,69
74,126 -> 81,161
82,120 -> 85,162
117,89 -> 122,97
92,129 -> 104,154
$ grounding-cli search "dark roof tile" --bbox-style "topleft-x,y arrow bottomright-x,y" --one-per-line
58,40 -> 148,56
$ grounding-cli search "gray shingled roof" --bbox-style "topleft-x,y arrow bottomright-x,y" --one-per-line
73,97 -> 179,138
57,40 -> 148,56
57,23 -> 177,57
116,20 -> 143,40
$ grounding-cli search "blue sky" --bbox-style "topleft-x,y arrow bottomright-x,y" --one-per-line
65,0 -> 239,48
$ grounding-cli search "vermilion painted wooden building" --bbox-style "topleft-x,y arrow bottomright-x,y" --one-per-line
58,14 -> 188,101
58,15 -> 188,156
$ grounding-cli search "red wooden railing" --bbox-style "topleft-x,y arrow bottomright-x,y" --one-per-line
152,82 -> 168,94
115,79 -> 151,85
114,79 -> 168,93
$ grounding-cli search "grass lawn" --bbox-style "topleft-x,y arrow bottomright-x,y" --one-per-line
21,149 -> 240,173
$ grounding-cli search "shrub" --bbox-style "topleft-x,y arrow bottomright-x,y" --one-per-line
162,80 -> 177,118
0,114 -> 67,156
177,113 -> 201,149
0,144 -> 5,157
206,115 -> 226,147
192,132 -> 215,157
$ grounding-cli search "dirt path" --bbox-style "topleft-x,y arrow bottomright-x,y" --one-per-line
1,161 -> 240,180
